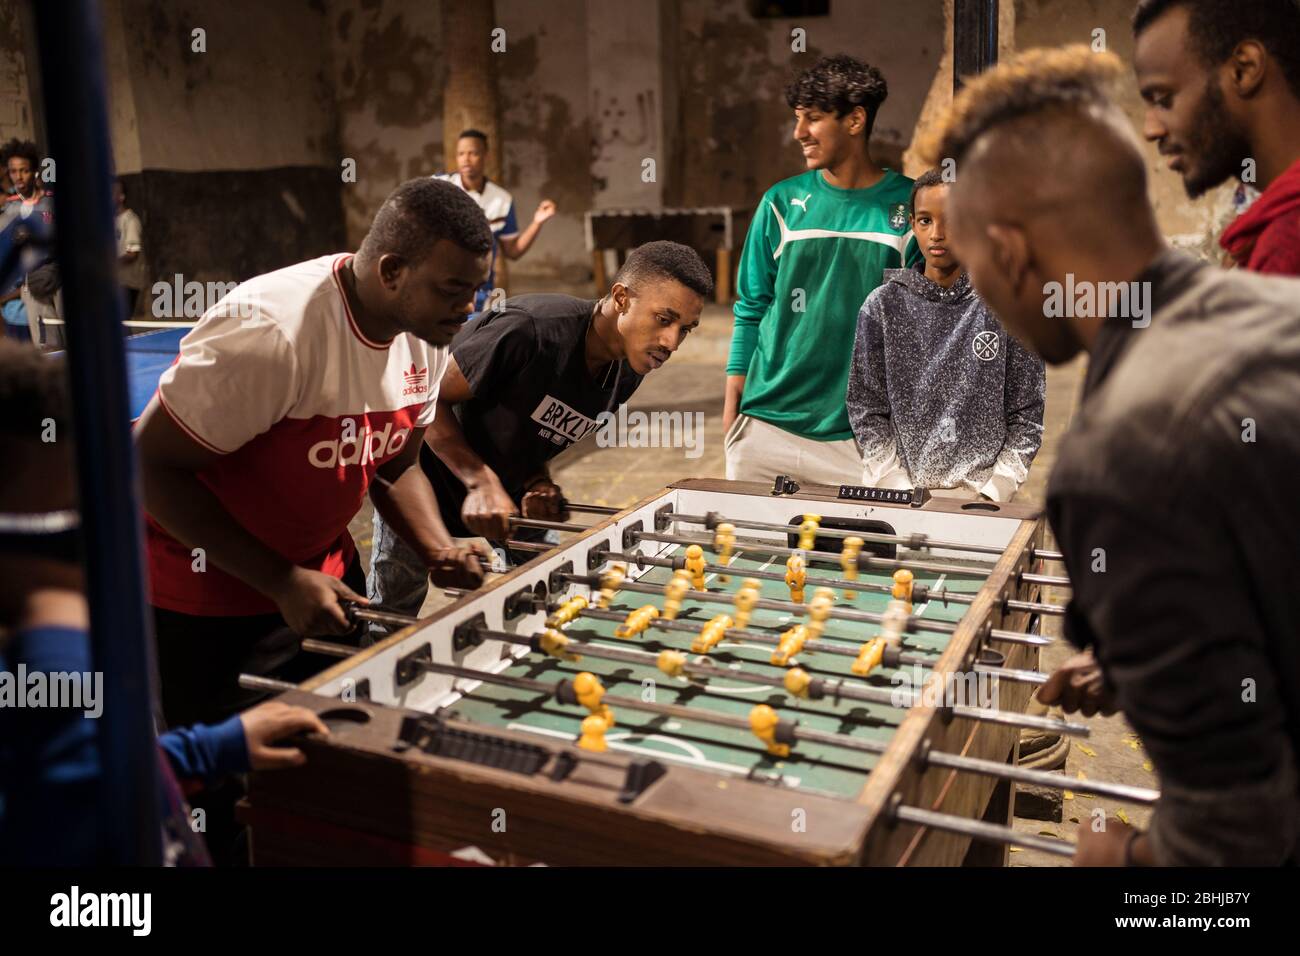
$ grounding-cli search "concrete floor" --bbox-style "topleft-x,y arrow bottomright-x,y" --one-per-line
348,302 -> 1155,865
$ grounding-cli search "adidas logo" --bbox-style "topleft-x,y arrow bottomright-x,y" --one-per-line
402,363 -> 429,397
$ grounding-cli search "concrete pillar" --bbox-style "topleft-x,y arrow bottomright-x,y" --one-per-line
441,0 -> 501,180
585,0 -> 674,210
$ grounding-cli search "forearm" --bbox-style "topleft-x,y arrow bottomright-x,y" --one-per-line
503,222 -> 542,259
142,464 -> 296,597
426,401 -> 501,491
369,463 -> 457,564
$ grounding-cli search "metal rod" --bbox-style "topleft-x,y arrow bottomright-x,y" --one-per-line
351,606 -> 425,630
301,639 -> 357,658
34,0 -> 161,865
238,674 -> 298,693
925,750 -> 1159,804
1034,549 -> 1065,562
476,625 -> 1085,736
975,663 -> 1047,686
510,516 -> 588,533
1022,572 -> 1072,588
564,572 -> 962,637
666,510 -> 1008,556
893,803 -> 1074,859
988,628 -> 1051,647
1006,598 -> 1066,617
596,546 -> 978,606
634,529 -> 992,579
575,606 -> 1049,687
565,502 -> 620,516
506,538 -> 552,553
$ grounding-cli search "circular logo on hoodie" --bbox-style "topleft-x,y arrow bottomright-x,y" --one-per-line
973,330 -> 1000,362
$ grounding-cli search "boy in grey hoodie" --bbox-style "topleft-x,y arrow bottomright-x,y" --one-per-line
847,169 -> 1045,500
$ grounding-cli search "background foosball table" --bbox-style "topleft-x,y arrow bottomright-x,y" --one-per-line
243,478 -> 1076,866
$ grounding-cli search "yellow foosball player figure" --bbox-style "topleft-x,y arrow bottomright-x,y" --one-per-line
713,522 -> 736,582
798,513 -> 821,552
785,553 -> 806,603
840,536 -> 865,601
852,637 -> 886,677
732,578 -> 761,630
805,587 -> 835,640
656,649 -> 687,678
771,623 -> 809,666
547,594 -> 588,628
783,667 -> 813,699
749,704 -> 791,757
598,564 -> 626,609
539,627 -> 582,661
684,544 -> 707,590
572,671 -> 614,727
892,568 -> 914,613
615,604 -> 659,638
691,614 -> 733,654
662,569 -> 691,620
578,714 -> 609,752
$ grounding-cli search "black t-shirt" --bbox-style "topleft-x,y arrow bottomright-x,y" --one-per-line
422,294 -> 643,536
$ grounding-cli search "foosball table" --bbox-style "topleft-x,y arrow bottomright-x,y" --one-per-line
243,478 -> 1144,866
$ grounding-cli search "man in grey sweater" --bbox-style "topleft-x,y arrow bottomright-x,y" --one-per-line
932,46 -> 1300,866
847,169 -> 1044,500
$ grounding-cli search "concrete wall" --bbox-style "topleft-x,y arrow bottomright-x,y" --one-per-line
0,0 -> 35,152
6,0 -> 946,297
1015,0 -> 1239,259
675,0 -> 946,210
328,0 -> 444,252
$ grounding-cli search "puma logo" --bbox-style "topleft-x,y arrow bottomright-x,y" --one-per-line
790,194 -> 811,212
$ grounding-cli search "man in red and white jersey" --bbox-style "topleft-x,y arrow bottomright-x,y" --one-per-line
137,178 -> 491,728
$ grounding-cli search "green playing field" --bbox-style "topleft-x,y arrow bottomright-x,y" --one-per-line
445,545 -> 994,799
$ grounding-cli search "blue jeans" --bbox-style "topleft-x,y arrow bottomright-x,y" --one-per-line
366,510 -> 432,640
366,510 -> 558,639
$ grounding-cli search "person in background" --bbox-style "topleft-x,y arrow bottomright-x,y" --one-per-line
367,241 -> 710,630
0,340 -> 329,865
0,139 -> 54,343
1133,0 -> 1300,275
434,129 -> 557,313
847,168 -> 1044,500
724,54 -> 921,486
114,178 -> 147,316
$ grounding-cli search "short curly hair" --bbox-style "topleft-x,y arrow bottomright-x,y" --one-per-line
0,340 -> 68,442
1133,0 -> 1300,100
785,54 -> 889,136
1,138 -> 41,170
921,46 -> 1126,168
358,177 -> 493,265
613,241 -> 714,300
909,167 -> 948,216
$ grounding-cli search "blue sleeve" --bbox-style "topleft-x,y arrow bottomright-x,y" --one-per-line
501,201 -> 519,238
158,715 -> 250,782
0,627 -> 103,863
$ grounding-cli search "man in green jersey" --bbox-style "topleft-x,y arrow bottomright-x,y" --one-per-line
724,54 -> 921,484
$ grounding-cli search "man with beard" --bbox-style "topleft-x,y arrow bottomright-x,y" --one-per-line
1133,0 -> 1300,274
929,45 -> 1300,865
